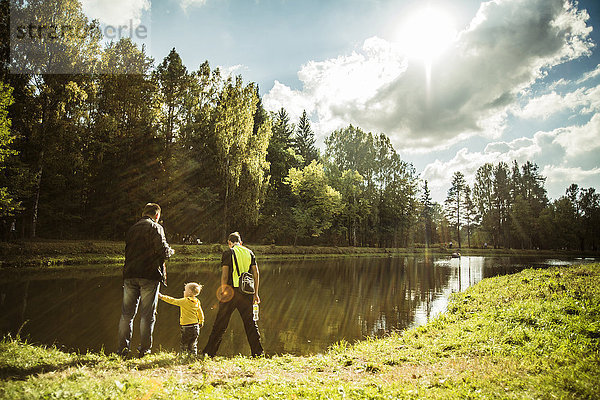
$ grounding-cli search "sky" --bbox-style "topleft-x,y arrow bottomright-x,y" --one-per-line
80,0 -> 600,203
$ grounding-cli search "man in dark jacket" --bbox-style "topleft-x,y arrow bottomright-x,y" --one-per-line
118,203 -> 174,357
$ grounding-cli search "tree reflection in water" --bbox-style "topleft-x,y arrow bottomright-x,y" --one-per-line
0,256 -> 586,356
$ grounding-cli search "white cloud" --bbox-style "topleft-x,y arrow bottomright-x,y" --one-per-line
543,165 -> 600,182
515,84 -> 600,119
422,147 -> 488,188
264,36 -> 407,138
542,165 -> 600,198
81,0 -> 149,26
515,92 -> 569,119
180,0 -> 208,11
264,0 -> 593,152
553,113 -> 600,158
218,64 -> 248,79
578,63 -> 600,84
262,81 -> 315,124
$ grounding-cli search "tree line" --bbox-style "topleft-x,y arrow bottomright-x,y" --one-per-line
0,0 -> 598,250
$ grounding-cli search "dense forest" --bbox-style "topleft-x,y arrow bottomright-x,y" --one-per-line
0,0 -> 598,250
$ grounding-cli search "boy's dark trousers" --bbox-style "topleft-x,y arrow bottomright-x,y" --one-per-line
202,289 -> 263,357
181,324 -> 200,354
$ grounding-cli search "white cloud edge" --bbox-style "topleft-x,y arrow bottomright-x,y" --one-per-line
264,0 -> 594,154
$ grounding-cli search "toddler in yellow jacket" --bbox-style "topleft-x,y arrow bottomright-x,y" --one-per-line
159,282 -> 204,355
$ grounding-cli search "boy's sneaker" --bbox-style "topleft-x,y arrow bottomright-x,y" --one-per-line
117,349 -> 132,360
138,350 -> 151,358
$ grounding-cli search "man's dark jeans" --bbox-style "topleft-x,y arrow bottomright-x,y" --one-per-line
117,278 -> 160,356
202,289 -> 263,357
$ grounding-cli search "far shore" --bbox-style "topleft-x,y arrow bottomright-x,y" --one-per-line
0,239 -> 597,268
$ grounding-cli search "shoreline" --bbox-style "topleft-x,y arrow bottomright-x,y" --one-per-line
1,239 -> 597,268
1,263 -> 598,399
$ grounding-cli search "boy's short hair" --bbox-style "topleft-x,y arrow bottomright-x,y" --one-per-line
228,231 -> 242,244
185,282 -> 202,296
142,203 -> 161,218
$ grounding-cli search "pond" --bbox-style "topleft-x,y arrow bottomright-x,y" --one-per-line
0,255 -> 595,357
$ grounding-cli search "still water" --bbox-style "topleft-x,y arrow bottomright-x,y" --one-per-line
0,256 -> 594,357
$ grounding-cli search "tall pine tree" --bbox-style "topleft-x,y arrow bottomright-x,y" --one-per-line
294,110 -> 318,166
421,180 -> 434,247
445,171 -> 466,248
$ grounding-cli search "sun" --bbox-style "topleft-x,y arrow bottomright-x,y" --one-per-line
397,6 -> 457,62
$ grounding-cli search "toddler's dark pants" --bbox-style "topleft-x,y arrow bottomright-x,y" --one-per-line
181,323 -> 200,354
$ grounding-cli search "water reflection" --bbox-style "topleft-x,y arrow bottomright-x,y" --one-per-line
0,256 -> 593,356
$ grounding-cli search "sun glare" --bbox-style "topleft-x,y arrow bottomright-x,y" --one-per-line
397,6 -> 456,62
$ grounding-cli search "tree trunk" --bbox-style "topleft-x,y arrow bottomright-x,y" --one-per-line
223,156 -> 230,240
31,151 -> 44,238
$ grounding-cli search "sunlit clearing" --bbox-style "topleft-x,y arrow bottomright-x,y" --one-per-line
397,6 -> 456,62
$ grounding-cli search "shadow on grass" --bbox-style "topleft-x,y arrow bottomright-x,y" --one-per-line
0,349 -> 200,380
0,358 -> 101,381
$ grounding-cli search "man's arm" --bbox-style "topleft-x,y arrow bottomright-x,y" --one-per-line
251,264 -> 260,304
216,265 -> 231,301
220,265 -> 229,287
152,223 -> 174,261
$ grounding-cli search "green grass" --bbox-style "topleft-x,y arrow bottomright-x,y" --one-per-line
1,263 -> 599,399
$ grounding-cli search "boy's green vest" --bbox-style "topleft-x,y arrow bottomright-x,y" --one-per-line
231,245 -> 252,288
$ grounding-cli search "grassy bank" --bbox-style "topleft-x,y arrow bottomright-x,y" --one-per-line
1,263 -> 599,399
1,239 -> 591,268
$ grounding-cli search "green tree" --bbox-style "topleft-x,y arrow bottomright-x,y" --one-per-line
493,162 -> 511,248
171,62 -> 223,241
325,125 -> 375,245
212,76 -> 259,237
8,0 -> 102,237
473,163 -> 496,246
336,169 -> 366,246
0,80 -> 20,217
286,160 -> 342,245
325,127 -> 418,247
539,196 -> 578,250
513,161 -> 547,248
233,91 -> 272,236
463,184 -> 478,248
153,49 -> 207,238
294,110 -> 318,166
0,0 -> 9,79
577,187 -> 600,251
325,125 -> 375,175
267,108 -> 298,191
419,180 -> 435,246
511,195 -> 535,249
373,134 -> 418,247
153,48 -> 191,158
84,39 -> 159,238
444,171 -> 466,248
432,202 -> 450,245
260,107 -> 299,243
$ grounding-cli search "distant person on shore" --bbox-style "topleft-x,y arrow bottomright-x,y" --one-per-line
117,203 -> 174,358
202,231 -> 263,357
158,282 -> 205,355
9,219 -> 16,242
